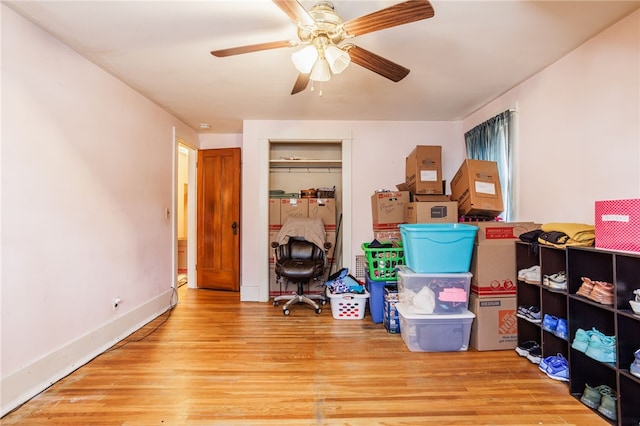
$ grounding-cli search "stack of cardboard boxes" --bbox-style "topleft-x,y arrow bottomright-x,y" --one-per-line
468,221 -> 540,351
269,196 -> 337,297
366,145 -> 543,351
403,145 -> 458,224
369,145 -> 459,245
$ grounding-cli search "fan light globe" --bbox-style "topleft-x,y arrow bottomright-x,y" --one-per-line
310,58 -> 331,82
292,46 -> 318,74
325,45 -> 350,74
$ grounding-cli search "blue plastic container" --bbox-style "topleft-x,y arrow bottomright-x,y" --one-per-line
365,273 -> 396,324
398,223 -> 479,273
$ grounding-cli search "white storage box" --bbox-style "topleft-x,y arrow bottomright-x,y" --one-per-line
326,288 -> 369,320
397,265 -> 472,314
397,303 -> 475,352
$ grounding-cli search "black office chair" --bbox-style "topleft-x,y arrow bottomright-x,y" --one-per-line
272,237 -> 332,316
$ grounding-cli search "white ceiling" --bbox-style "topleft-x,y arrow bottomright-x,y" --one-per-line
5,0 -> 639,134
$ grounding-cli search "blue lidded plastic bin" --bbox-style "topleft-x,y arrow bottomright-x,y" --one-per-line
398,223 -> 479,273
365,273 -> 396,324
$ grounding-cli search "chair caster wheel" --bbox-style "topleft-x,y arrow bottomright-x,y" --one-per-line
273,301 -> 279,307
320,300 -> 326,306
283,309 -> 290,316
315,308 -> 322,314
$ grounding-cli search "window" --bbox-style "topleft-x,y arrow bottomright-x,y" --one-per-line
464,110 -> 515,221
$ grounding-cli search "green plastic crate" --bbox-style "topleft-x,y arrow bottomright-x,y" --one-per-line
361,242 -> 405,281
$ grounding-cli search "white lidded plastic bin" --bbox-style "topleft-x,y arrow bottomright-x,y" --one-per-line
396,303 -> 475,352
397,265 -> 472,315
326,288 -> 369,320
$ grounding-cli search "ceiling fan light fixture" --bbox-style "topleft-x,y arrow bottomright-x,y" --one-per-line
310,58 -> 331,82
291,45 -> 318,74
324,44 -> 350,74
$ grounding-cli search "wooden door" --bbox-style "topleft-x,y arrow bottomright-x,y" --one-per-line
196,148 -> 241,291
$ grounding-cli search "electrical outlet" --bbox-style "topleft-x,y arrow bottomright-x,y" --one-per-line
113,297 -> 121,311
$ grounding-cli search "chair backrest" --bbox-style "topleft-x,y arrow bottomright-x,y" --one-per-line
277,238 -> 324,262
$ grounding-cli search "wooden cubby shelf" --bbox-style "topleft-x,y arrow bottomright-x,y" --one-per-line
517,243 -> 640,425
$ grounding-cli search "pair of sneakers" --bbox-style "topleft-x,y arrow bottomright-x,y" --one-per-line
579,383 -> 617,421
538,353 -> 569,382
516,305 -> 541,323
571,327 -> 616,363
543,271 -> 567,291
576,276 -> 614,305
541,314 -> 568,340
515,340 -> 542,364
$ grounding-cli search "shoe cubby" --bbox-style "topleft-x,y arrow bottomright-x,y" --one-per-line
565,246 -> 640,426
515,241 -> 541,347
615,254 -> 640,314
517,243 -> 640,424
619,375 -> 640,425
515,242 -> 569,360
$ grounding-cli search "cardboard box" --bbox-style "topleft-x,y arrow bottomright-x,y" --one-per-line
177,239 -> 187,272
372,225 -> 402,244
411,192 -> 449,202
469,294 -> 518,351
280,198 -> 309,224
405,201 -> 458,223
405,146 -> 443,195
371,191 -> 410,225
473,221 -> 540,244
470,242 -> 517,297
269,198 -> 281,227
450,159 -> 503,217
384,286 -> 400,334
309,198 -> 336,227
469,222 -> 538,296
595,199 -> 640,253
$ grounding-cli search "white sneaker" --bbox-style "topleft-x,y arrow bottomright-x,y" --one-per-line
518,265 -> 539,281
521,266 -> 541,284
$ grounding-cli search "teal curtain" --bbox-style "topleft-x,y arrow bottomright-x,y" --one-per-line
464,110 -> 514,221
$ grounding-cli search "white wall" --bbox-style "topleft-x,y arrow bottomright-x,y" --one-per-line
0,5 -> 198,415
464,10 -> 640,224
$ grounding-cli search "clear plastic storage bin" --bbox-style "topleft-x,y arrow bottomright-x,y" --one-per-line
397,303 -> 475,352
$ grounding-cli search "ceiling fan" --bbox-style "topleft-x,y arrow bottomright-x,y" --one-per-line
210,0 -> 435,95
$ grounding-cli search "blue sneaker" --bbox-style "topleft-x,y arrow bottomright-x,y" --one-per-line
585,332 -> 616,363
554,318 -> 568,340
538,353 -> 561,374
630,348 -> 640,378
543,354 -> 569,382
541,314 -> 559,333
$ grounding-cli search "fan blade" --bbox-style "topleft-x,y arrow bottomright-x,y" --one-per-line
211,40 -> 296,57
342,0 -> 434,37
272,0 -> 315,26
291,73 -> 310,95
345,45 -> 410,82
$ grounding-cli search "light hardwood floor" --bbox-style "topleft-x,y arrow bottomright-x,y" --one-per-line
2,285 -> 608,425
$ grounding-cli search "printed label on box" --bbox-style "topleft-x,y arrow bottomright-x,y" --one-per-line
420,169 -> 438,182
475,181 -> 496,195
602,214 -> 629,222
484,226 -> 516,239
498,309 -> 517,335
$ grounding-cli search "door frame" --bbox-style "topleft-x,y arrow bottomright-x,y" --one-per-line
251,137 -> 351,302
174,132 -> 198,289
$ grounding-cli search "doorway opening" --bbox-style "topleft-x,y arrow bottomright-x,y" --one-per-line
267,139 -> 347,299
176,139 -> 197,289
